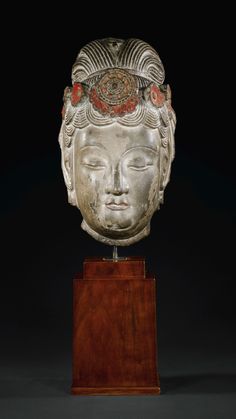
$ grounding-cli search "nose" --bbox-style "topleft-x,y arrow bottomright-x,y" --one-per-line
105,166 -> 129,195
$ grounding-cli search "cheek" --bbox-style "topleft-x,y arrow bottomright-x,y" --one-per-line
75,168 -> 106,203
127,169 -> 158,200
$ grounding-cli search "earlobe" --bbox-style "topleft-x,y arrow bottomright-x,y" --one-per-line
62,148 -> 72,190
161,150 -> 172,189
158,135 -> 174,205
59,127 -> 77,207
63,150 -> 77,207
67,188 -> 77,206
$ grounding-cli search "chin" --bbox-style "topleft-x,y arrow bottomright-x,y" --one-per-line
102,224 -> 134,236
81,218 -> 151,246
102,219 -> 146,239
104,219 -> 133,230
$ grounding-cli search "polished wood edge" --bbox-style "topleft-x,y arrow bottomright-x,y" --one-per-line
84,257 -> 145,262
81,276 -> 147,281
71,386 -> 161,395
73,276 -> 156,281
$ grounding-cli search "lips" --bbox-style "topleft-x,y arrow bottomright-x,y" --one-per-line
105,201 -> 129,211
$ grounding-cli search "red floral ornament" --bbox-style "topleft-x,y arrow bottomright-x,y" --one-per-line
89,69 -> 139,117
150,84 -> 165,107
71,83 -> 83,106
61,86 -> 71,119
90,86 -> 139,117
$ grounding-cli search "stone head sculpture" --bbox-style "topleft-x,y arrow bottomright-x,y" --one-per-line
59,38 -> 176,246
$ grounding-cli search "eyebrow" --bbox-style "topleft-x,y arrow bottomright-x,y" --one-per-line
122,146 -> 159,158
80,144 -> 158,152
79,144 -> 106,152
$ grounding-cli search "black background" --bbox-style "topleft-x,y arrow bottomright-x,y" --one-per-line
0,5 -> 235,419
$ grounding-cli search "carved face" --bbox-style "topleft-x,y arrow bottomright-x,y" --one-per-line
73,124 -> 162,244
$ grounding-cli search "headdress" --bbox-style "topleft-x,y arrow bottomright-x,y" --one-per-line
61,38 -> 175,132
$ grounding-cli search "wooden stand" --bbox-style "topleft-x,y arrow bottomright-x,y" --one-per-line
71,257 -> 160,395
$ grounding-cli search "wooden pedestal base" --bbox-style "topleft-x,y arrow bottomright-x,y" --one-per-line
72,257 -> 160,395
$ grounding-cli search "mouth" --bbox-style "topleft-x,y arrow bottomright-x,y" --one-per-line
105,202 -> 129,211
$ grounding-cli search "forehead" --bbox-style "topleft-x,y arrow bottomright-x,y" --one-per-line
74,123 -> 160,152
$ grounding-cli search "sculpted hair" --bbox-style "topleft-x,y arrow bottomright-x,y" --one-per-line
72,38 -> 165,85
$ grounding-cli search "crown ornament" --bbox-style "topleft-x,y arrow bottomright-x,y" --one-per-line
62,70 -> 168,119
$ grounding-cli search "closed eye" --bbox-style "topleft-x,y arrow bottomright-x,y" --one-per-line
127,163 -> 153,171
82,161 -> 106,170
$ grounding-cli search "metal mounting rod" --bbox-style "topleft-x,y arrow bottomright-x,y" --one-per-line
112,246 -> 118,260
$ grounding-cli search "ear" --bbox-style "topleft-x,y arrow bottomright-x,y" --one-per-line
58,126 -> 77,206
159,122 -> 175,204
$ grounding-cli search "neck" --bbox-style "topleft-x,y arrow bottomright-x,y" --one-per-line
81,220 -> 150,246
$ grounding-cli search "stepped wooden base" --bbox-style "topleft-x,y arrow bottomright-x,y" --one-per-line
72,257 -> 160,395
